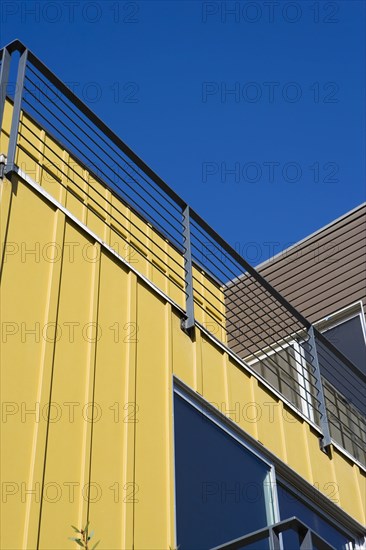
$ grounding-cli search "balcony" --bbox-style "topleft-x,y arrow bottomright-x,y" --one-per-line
211,517 -> 337,550
1,40 -> 365,469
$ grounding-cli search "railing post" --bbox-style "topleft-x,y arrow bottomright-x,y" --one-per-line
269,527 -> 281,550
299,528 -> 313,550
308,325 -> 332,452
0,48 -> 11,131
5,48 -> 28,176
181,204 -> 195,335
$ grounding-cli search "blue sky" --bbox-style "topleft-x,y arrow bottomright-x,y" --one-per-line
1,0 -> 365,264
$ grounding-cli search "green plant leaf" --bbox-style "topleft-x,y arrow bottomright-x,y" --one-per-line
71,526 -> 81,534
92,540 -> 100,550
84,520 -> 90,533
88,530 -> 94,540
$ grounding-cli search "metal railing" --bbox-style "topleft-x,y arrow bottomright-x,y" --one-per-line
1,40 -> 365,467
210,516 -> 336,550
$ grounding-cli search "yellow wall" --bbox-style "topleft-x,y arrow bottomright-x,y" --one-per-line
1,99 -> 365,549
0,99 -> 226,342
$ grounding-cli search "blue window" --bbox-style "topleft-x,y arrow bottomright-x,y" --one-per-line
174,389 -> 360,550
174,392 -> 275,550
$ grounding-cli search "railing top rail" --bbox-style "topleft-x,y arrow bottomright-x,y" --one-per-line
1,40 -> 312,329
190,207 -> 311,329
210,516 -> 337,550
1,40 -> 187,210
1,39 -> 365,420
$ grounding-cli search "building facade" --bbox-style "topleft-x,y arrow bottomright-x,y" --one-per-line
0,41 -> 365,550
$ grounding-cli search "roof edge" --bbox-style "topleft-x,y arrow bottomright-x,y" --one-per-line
255,202 -> 366,270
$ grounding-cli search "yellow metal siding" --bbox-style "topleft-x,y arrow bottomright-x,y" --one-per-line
1,176 -> 365,549
1,98 -> 365,549
1,99 -> 228,331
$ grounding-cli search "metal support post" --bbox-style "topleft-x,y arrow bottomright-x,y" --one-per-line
308,325 -> 332,452
5,48 -> 28,176
181,204 -> 195,335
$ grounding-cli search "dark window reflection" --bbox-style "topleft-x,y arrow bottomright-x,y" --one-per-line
174,393 -> 272,550
323,316 -> 366,376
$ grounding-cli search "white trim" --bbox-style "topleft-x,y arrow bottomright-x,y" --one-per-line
245,337 -> 316,422
293,341 -> 315,423
12,165 -> 186,315
9,164 -> 325,434
196,320 -> 323,434
174,385 -> 274,469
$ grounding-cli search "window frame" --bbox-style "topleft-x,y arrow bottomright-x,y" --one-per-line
245,338 -> 317,422
276,476 -> 359,550
173,379 -> 365,550
173,383 -> 281,530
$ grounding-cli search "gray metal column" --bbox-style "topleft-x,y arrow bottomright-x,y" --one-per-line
269,527 -> 281,550
299,528 -> 313,550
308,325 -> 332,451
0,48 -> 11,130
5,48 -> 28,176
181,204 -> 195,334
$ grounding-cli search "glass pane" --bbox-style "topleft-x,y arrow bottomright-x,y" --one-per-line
174,393 -> 273,550
323,316 -> 366,376
278,484 -> 354,550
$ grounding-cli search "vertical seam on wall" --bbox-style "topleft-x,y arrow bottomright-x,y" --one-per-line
22,208 -> 65,549
36,212 -> 67,549
77,238 -> 100,530
132,273 -> 138,550
0,175 -> 14,280
302,423 -> 314,484
85,243 -> 102,526
278,402 -> 288,465
352,465 -> 365,525
223,352 -> 230,417
122,269 -> 137,549
249,377 -> 259,441
165,302 -> 173,546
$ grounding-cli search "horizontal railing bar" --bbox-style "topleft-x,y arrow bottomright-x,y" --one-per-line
319,364 -> 365,408
315,329 -> 366,384
210,516 -> 336,550
16,134 -> 187,287
25,64 -> 183,213
4,41 -> 365,466
20,48 -> 188,209
223,297 -> 319,392
19,106 -> 184,247
190,208 -> 312,329
21,89 -> 184,240
192,301 -> 320,409
24,72 -> 183,218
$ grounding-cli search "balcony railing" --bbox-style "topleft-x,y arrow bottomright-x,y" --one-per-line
210,516 -> 336,550
1,40 -> 365,468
